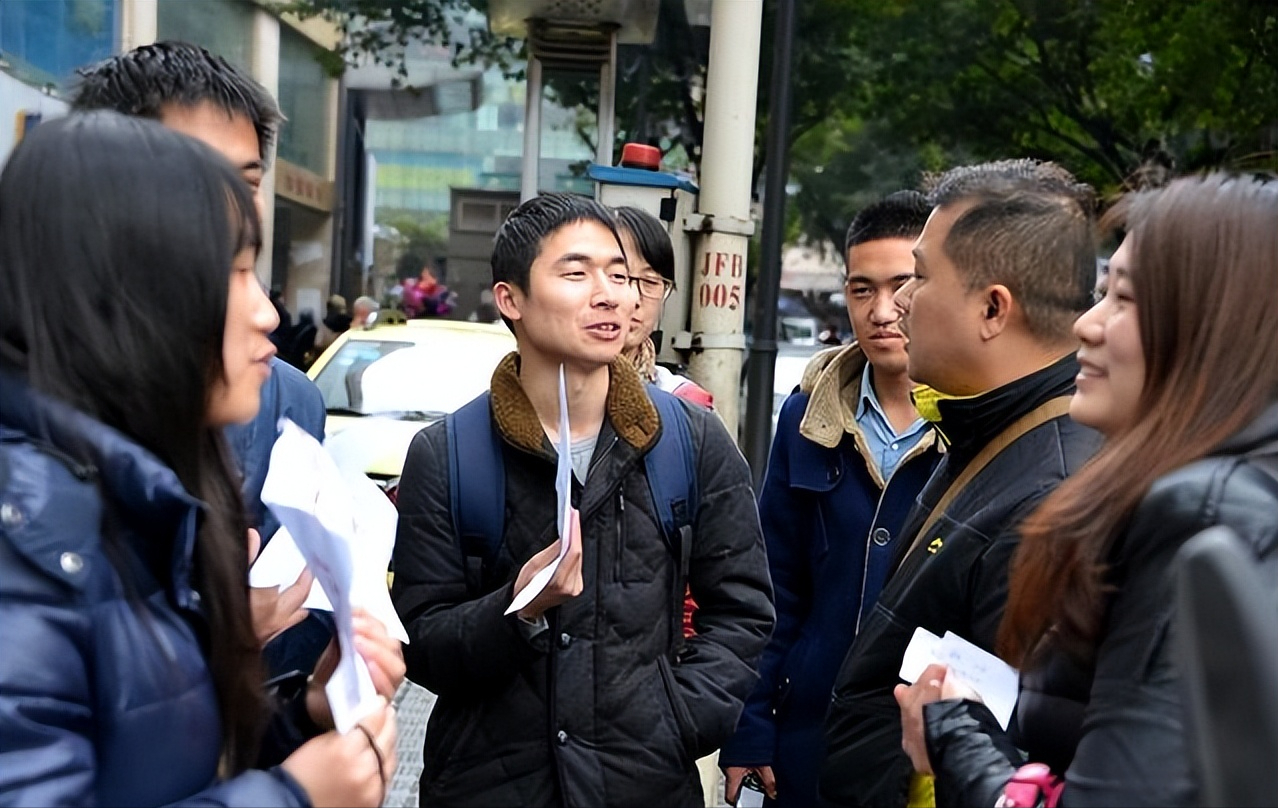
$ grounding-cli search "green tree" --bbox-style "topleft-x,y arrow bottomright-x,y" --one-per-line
833,0 -> 1277,192
289,0 -> 1277,248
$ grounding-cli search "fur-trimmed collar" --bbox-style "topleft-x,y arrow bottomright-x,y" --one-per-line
489,352 -> 660,455
798,343 -> 869,449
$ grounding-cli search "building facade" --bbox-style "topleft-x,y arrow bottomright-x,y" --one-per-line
0,0 -> 341,326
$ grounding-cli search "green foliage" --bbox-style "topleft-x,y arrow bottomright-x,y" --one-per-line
288,0 -> 1278,247
830,0 -> 1278,193
381,210 -> 449,279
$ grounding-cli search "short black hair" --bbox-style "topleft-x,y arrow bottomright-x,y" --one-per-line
614,206 -> 675,283
844,190 -> 931,253
925,159 -> 1097,343
71,41 -> 282,162
490,192 -> 620,292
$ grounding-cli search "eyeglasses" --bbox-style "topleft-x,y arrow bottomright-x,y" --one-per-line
630,275 -> 673,301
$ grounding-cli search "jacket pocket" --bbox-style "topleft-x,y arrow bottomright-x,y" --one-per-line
656,655 -> 698,766
422,700 -> 483,784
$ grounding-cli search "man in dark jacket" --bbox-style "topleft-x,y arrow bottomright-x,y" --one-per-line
720,192 -> 941,808
71,42 -> 329,664
819,160 -> 1104,808
391,193 -> 775,807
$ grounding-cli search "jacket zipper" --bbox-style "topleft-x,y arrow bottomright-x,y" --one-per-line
614,490 -> 625,582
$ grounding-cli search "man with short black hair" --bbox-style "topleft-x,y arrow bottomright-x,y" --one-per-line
391,192 -> 774,807
820,160 -> 1104,808
72,41 -> 327,660
720,191 -> 941,808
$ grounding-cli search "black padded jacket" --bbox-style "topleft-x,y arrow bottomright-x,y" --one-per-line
924,402 -> 1278,807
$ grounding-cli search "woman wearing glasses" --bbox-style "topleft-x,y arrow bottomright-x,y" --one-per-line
615,206 -> 714,409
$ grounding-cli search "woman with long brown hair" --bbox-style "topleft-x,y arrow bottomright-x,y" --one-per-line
895,172 -> 1278,806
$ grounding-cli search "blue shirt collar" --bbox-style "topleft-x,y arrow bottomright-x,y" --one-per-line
856,361 -> 927,440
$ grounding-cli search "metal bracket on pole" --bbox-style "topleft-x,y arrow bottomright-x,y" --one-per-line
690,332 -> 747,351
683,212 -> 756,237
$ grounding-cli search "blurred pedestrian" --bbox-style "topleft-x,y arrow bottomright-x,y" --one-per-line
615,206 -> 713,408
0,112 -> 396,807
414,267 -> 456,318
317,294 -> 352,352
352,295 -> 380,329
720,191 -> 941,808
897,172 -> 1278,807
820,160 -> 1104,808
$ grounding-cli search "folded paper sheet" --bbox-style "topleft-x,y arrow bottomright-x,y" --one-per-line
506,364 -> 577,616
260,419 -> 408,733
249,524 -> 333,612
899,627 -> 1020,730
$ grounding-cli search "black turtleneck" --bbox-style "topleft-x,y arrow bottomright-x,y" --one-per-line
935,353 -> 1080,465
889,353 -> 1085,573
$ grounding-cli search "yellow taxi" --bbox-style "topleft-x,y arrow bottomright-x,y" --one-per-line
307,316 -> 516,499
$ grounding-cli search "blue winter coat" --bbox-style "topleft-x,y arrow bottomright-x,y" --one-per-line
0,376 -> 311,807
719,346 -> 941,808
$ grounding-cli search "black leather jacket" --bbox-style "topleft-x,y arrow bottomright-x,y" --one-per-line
924,402 -> 1278,807
820,356 -> 1103,808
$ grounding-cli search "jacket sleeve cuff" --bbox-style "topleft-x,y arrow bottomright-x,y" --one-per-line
924,699 -> 1023,807
271,766 -> 314,807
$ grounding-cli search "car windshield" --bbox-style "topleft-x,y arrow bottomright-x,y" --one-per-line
313,335 -> 512,417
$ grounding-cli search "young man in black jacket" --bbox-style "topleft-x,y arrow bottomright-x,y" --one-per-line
818,161 -> 1104,808
391,193 -> 774,807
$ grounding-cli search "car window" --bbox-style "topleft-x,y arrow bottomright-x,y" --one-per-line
358,340 -> 512,416
313,340 -> 414,411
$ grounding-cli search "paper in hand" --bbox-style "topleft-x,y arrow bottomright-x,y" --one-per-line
899,627 -> 1020,730
506,364 -> 577,616
248,524 -> 334,611
260,419 -> 405,733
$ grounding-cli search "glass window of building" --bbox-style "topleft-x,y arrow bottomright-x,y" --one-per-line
156,0 -> 254,72
0,0 -> 119,90
277,26 -> 329,174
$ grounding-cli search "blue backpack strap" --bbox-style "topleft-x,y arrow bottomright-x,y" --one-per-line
446,392 -> 504,591
645,387 -> 699,545
645,386 -> 699,652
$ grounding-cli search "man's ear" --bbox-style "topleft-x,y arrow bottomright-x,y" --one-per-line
978,284 -> 1014,340
493,281 -> 523,324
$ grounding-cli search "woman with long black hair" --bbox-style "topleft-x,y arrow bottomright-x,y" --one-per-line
0,112 -> 395,806
895,172 -> 1278,806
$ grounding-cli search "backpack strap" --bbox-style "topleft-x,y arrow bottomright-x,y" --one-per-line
645,386 -> 700,654
446,392 -> 504,592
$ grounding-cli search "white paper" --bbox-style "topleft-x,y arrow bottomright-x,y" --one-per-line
737,786 -> 766,808
259,420 -> 408,733
898,628 -> 1020,730
506,364 -> 576,616
899,627 -> 943,683
248,524 -> 333,612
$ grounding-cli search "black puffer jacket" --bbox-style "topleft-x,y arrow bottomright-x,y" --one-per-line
820,356 -> 1103,808
391,355 -> 775,808
923,402 -> 1278,807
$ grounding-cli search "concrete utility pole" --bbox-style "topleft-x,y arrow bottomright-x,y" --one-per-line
687,0 -> 763,438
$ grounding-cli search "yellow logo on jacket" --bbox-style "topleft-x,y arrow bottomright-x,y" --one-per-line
927,537 -> 944,554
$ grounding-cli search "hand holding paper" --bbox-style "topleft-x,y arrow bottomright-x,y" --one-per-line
507,365 -> 583,619
898,628 -> 1019,729
259,419 -> 409,734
